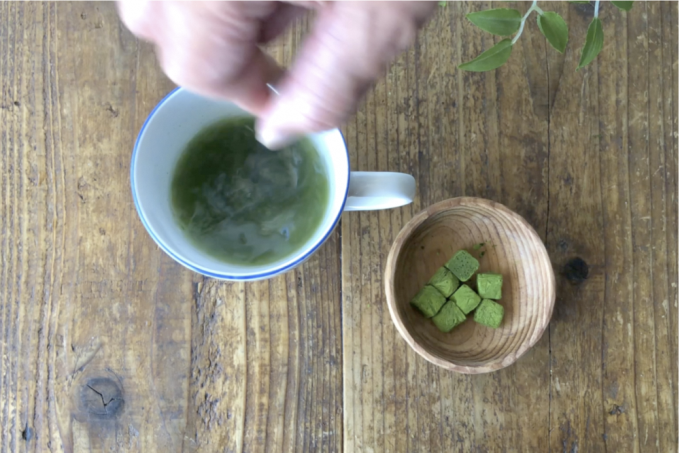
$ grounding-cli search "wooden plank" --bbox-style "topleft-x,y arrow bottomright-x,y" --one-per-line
626,4 -> 661,449
663,3 -> 679,437
341,2 -> 552,451
545,2 -> 679,452
0,4 -> 342,452
624,2 -> 679,450
646,3 -> 677,450
595,2 -> 639,451
0,3 -> 192,451
0,2 -> 676,452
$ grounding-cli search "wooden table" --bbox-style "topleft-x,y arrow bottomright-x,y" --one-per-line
1,2 -> 677,451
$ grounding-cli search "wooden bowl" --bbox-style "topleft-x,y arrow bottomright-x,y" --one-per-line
385,197 -> 555,374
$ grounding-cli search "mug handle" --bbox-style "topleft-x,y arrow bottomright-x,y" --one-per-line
344,172 -> 416,211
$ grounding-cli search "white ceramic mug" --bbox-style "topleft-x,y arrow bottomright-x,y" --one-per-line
131,88 -> 416,281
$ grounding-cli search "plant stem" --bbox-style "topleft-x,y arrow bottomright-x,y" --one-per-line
512,0 -> 541,45
594,0 -> 600,18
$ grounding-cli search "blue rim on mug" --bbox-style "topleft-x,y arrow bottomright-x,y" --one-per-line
130,87 -> 350,281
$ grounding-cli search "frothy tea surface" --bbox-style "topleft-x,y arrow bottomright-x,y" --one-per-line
170,117 -> 330,266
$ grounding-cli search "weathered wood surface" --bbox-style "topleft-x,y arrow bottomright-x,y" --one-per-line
0,2 -> 676,452
0,3 -> 341,452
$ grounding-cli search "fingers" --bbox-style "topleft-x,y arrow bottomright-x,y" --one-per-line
117,1 -> 436,148
117,1 -> 284,115
256,2 -> 435,149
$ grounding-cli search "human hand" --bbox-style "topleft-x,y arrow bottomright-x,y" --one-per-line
117,1 -> 435,148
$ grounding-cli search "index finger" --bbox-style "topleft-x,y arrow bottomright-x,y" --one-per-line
256,2 -> 435,148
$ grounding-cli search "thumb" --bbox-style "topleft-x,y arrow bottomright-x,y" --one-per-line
256,2 -> 435,149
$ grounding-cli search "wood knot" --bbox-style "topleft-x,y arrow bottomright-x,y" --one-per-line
563,257 -> 589,284
22,426 -> 33,441
570,1 -> 594,17
80,377 -> 124,420
609,404 -> 625,416
104,103 -> 119,118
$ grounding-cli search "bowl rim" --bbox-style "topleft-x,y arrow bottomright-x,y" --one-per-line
384,196 -> 556,374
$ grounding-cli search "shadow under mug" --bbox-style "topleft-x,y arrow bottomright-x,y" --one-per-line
131,87 -> 416,281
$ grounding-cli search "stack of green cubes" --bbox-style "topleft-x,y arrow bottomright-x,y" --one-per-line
410,249 -> 505,332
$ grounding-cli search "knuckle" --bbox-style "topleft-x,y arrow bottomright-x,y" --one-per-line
158,45 -> 241,93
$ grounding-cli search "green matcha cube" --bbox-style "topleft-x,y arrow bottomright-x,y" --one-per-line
445,250 -> 479,282
474,299 -> 504,329
477,273 -> 503,300
410,286 -> 446,318
452,284 -> 482,315
432,301 -> 467,332
427,267 -> 460,298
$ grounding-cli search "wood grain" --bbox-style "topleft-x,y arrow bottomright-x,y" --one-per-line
341,1 -> 678,452
0,3 -> 340,452
0,2 -> 676,452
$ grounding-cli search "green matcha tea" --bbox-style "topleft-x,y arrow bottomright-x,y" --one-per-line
170,117 -> 330,266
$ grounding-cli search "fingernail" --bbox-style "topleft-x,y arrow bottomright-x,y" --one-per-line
256,126 -> 296,150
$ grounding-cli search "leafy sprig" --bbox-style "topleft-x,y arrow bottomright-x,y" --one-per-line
456,1 -> 633,72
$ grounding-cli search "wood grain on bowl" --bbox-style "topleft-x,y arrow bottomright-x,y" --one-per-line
385,197 -> 556,374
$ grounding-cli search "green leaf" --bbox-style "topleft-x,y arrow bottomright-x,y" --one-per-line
612,1 -> 634,11
466,8 -> 522,36
459,39 -> 514,72
577,17 -> 604,70
439,1 -> 448,7
537,12 -> 568,53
